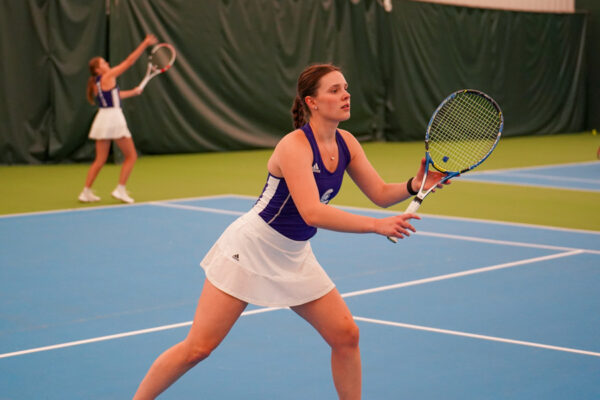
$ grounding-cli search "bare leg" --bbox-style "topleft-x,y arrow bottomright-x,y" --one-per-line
291,289 -> 361,400
114,137 -> 138,185
84,140 -> 111,188
133,280 -> 247,400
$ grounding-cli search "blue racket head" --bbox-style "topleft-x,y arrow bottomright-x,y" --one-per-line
424,89 -> 503,174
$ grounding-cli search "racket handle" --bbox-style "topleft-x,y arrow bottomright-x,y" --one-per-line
405,198 -> 422,214
138,76 -> 150,90
387,198 -> 422,244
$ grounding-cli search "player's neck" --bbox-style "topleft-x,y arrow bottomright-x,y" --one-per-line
309,120 -> 337,142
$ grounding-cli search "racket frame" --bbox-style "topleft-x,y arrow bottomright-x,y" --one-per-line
138,43 -> 176,90
388,89 -> 503,243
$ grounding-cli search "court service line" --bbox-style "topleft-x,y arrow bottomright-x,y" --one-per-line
341,250 -> 584,298
0,307 -> 282,360
0,251 -> 582,360
475,172 -> 600,184
415,232 -> 600,255
149,201 -> 599,253
468,160 -> 600,174
456,179 -> 600,193
149,201 -> 245,216
353,316 -> 600,358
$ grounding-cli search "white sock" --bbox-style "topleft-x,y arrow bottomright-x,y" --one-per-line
116,184 -> 126,191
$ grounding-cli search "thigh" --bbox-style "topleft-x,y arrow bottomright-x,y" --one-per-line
94,140 -> 111,161
114,137 -> 136,157
291,288 -> 356,346
186,279 -> 248,348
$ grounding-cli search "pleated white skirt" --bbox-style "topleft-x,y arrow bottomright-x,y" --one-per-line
200,210 -> 335,307
88,108 -> 132,140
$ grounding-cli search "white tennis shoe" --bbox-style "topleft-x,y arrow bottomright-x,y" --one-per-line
111,186 -> 134,204
78,188 -> 101,203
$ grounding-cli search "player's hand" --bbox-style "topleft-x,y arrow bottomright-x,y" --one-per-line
414,157 -> 452,193
133,86 -> 143,96
144,34 -> 158,46
375,213 -> 420,240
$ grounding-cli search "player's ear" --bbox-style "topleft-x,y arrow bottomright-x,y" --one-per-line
304,96 -> 316,110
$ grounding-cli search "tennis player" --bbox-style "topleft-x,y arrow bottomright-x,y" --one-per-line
78,34 -> 158,204
133,64 -> 449,399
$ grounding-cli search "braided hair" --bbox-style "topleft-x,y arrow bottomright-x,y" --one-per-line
290,64 -> 341,129
86,57 -> 103,105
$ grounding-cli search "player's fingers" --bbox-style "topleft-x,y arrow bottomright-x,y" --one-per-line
395,227 -> 410,238
402,213 -> 421,221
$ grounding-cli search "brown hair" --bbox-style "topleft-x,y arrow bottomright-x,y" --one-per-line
86,57 -> 103,105
291,63 -> 341,129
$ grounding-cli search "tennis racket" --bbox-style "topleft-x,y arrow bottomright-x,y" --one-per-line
137,43 -> 176,90
388,89 -> 503,243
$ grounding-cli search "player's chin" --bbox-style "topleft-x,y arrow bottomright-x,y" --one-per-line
339,110 -> 351,121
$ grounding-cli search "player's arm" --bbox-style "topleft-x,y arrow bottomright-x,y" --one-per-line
342,130 -> 415,207
343,130 -> 448,207
119,87 -> 143,99
273,131 -> 417,239
102,34 -> 157,88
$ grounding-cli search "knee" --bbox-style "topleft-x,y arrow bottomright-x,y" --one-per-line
125,151 -> 138,163
331,319 -> 360,350
92,156 -> 107,167
182,340 -> 215,365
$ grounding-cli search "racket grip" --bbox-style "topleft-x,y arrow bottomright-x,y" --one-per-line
138,76 -> 150,90
387,198 -> 422,244
405,198 -> 422,214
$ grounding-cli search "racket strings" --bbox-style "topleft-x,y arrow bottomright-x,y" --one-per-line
429,92 -> 501,171
150,47 -> 174,70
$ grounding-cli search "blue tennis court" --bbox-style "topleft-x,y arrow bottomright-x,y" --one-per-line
459,161 -> 600,192
1,195 -> 599,399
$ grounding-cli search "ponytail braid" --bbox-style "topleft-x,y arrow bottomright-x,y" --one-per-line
291,95 -> 306,129
86,57 -> 103,105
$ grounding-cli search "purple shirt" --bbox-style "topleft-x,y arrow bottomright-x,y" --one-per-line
252,123 -> 351,241
95,76 -> 121,108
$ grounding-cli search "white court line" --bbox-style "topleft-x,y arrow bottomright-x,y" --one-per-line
0,250 -> 586,360
466,160 -> 600,175
335,203 -> 600,235
0,194 -> 243,219
455,179 -> 600,193
415,231 -> 600,255
150,202 -> 600,254
0,307 -> 282,360
341,250 -> 584,298
353,316 -> 600,358
149,201 -> 245,216
475,172 -> 600,184
2,193 -> 598,236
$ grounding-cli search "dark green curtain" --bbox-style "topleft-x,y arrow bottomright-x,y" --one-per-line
109,0 -> 385,155
576,0 -> 600,130
0,0 -> 105,164
0,0 -> 592,164
383,1 -> 587,140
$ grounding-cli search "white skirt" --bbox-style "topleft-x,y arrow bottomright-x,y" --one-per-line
200,210 -> 335,307
88,108 -> 132,140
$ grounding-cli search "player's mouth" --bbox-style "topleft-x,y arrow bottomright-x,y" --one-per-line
341,103 -> 350,111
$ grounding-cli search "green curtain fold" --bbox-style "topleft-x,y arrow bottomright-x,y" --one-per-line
0,0 -> 592,164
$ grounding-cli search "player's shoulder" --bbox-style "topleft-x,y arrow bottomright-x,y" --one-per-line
336,128 -> 362,151
275,128 -> 311,153
337,128 -> 356,141
279,128 -> 309,146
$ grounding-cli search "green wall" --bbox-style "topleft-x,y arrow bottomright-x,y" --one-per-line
0,0 -> 593,164
577,0 -> 600,130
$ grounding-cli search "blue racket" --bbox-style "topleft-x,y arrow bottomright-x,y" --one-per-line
388,89 -> 504,243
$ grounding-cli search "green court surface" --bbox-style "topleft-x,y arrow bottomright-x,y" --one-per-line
1,131 -> 599,231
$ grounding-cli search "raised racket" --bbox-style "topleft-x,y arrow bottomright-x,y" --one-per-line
388,89 -> 503,243
137,43 -> 176,90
